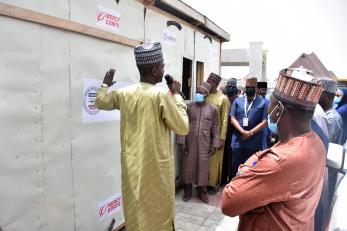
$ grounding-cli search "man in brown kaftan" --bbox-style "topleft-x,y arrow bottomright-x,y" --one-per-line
177,82 -> 220,203
221,67 -> 326,230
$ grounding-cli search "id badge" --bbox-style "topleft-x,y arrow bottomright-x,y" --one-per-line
243,118 -> 249,127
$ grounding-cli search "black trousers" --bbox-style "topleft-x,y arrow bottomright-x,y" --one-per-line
231,148 -> 258,179
221,122 -> 234,185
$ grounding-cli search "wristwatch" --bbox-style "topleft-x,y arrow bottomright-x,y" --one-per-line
102,83 -> 108,88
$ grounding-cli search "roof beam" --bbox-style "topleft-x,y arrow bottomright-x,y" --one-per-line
204,18 -> 230,41
160,0 -> 205,23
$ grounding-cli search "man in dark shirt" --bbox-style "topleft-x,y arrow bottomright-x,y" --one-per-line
230,76 -> 267,178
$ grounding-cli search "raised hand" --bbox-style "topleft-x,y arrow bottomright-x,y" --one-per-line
103,69 -> 116,87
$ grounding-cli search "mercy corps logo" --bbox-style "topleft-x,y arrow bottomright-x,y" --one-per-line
96,9 -> 120,28
83,86 -> 99,115
163,31 -> 177,43
98,196 -> 122,220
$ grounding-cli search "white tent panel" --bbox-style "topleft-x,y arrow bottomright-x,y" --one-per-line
195,31 -> 221,80
211,39 -> 221,75
0,0 -> 70,19
144,8 -> 199,184
184,27 -> 195,60
69,33 -> 134,230
0,16 -> 45,230
39,26 -> 75,231
145,8 -> 186,82
0,1 -> 224,230
70,0 -> 144,41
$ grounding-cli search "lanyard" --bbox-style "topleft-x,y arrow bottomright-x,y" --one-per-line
244,96 -> 255,118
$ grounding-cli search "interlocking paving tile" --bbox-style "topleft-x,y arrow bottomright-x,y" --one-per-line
175,186 -> 239,230
175,219 -> 204,231
196,226 -> 209,231
177,214 -> 205,225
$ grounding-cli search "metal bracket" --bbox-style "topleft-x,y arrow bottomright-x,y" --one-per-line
204,35 -> 212,44
167,20 -> 182,31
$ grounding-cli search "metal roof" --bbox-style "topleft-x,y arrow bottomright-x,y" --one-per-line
152,0 -> 230,42
289,52 -> 336,78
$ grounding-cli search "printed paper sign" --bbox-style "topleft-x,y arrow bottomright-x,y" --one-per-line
98,193 -> 122,221
96,5 -> 121,32
163,30 -> 177,46
82,78 -> 133,123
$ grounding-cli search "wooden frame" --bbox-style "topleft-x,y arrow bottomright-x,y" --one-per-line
0,2 -> 142,47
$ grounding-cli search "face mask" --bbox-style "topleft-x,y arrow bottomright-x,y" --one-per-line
268,115 -> 278,134
245,87 -> 256,97
334,96 -> 342,105
268,103 -> 283,134
227,87 -> 238,97
194,93 -> 205,103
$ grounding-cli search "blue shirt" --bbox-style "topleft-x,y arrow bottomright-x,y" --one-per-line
337,104 -> 347,144
230,95 -> 267,150
311,119 -> 329,152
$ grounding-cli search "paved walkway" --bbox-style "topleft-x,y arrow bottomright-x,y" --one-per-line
175,186 -> 239,231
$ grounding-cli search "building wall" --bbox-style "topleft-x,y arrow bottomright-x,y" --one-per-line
144,8 -> 195,85
0,1 -> 222,230
195,31 -> 221,80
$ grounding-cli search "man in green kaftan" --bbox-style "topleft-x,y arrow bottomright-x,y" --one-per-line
95,42 -> 189,231
206,73 -> 230,193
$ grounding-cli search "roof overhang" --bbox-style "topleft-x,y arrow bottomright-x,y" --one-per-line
151,0 -> 230,42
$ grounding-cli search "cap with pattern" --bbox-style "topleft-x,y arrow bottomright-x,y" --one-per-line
245,77 -> 257,87
134,42 -> 164,65
273,67 -> 323,110
198,82 -> 211,95
207,73 -> 222,85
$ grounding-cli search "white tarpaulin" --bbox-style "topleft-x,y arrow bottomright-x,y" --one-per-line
96,5 -> 121,33
0,1 -> 223,230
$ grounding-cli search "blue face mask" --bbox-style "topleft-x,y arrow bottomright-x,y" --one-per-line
194,93 -> 205,102
268,115 -> 278,134
334,96 -> 342,105
268,104 -> 283,134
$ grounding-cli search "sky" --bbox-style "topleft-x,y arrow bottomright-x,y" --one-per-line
182,0 -> 347,81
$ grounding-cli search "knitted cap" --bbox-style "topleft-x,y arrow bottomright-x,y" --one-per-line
134,42 -> 164,65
